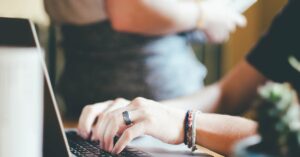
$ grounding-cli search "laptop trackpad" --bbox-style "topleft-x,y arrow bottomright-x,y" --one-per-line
128,136 -> 213,157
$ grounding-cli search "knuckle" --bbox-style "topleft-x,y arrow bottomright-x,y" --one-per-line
83,105 -> 94,113
132,97 -> 146,107
131,102 -> 140,108
135,97 -> 145,102
140,108 -> 148,116
115,97 -> 124,102
147,117 -> 155,125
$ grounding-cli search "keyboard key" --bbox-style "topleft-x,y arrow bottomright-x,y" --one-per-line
66,131 -> 151,157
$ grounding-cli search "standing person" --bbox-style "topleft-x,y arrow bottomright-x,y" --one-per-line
44,0 -> 246,118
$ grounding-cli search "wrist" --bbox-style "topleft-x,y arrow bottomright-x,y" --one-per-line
173,108 -> 186,144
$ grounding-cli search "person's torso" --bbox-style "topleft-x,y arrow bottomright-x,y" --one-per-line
59,21 -> 207,101
44,0 -> 107,25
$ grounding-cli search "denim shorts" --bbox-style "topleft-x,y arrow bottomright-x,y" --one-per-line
58,21 -> 207,117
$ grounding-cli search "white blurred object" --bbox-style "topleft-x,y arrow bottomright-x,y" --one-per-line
198,0 -> 256,43
0,0 -> 49,26
199,1 -> 247,43
0,47 -> 43,157
219,0 -> 257,13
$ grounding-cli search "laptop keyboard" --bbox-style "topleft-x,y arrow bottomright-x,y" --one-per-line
66,131 -> 151,157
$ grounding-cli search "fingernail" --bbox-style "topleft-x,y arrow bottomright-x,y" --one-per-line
81,132 -> 85,138
91,135 -> 96,141
77,130 -> 82,136
82,132 -> 88,139
111,149 -> 116,154
109,144 -> 113,153
112,148 -> 118,154
80,131 -> 85,139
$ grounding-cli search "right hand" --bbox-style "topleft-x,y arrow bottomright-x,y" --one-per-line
199,0 -> 247,43
78,97 -> 186,154
77,98 -> 130,139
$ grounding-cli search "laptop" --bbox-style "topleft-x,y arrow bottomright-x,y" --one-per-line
0,17 -> 216,157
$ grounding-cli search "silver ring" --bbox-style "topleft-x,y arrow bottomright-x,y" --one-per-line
122,111 -> 132,126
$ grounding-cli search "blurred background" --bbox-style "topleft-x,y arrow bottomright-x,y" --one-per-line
0,0 -> 288,85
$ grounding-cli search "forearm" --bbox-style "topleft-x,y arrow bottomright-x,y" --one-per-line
162,60 -> 267,114
196,113 -> 257,155
161,84 -> 222,113
106,0 -> 201,35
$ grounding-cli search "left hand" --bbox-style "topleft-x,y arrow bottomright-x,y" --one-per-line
79,97 -> 186,154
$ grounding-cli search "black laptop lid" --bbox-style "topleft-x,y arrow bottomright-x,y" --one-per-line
0,17 -> 36,47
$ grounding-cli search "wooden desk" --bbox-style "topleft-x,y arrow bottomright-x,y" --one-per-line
63,120 -> 224,157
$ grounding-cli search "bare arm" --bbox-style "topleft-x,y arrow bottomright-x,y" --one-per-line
106,0 -> 201,35
105,0 -> 246,39
162,60 -> 267,114
78,97 -> 257,155
196,113 -> 257,155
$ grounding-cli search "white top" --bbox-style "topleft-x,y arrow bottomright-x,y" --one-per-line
44,0 -> 107,25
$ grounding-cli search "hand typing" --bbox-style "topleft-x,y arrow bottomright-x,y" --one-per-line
77,97 -> 186,154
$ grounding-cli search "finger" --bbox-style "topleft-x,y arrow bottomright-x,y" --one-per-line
97,98 -> 131,141
105,107 -> 145,152
105,98 -> 129,112
95,106 -> 142,150
102,109 -> 127,151
103,120 -> 120,152
101,107 -> 130,150
234,14 -> 247,28
224,33 -> 230,42
128,97 -> 152,111
106,106 -> 140,134
88,98 -> 128,140
112,122 -> 145,154
227,21 -> 236,33
78,101 -> 112,139
103,111 -> 127,152
203,30 -> 212,43
91,113 -> 104,141
100,107 -> 136,150
211,33 -> 224,44
91,113 -> 110,149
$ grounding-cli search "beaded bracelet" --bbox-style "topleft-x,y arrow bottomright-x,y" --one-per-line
187,111 -> 193,148
191,111 -> 200,152
184,110 -> 200,152
184,110 -> 191,145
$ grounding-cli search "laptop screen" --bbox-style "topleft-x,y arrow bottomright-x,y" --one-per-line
0,17 -> 36,47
